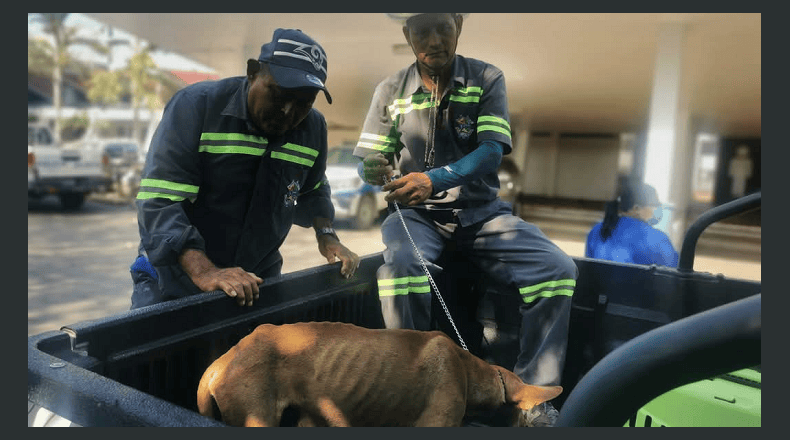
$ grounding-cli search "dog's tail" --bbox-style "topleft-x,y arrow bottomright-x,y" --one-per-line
196,372 -> 222,422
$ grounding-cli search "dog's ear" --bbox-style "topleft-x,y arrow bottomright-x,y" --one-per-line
511,385 -> 563,411
497,367 -> 563,411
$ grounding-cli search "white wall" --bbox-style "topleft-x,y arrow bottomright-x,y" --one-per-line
521,133 -> 619,201
555,136 -> 619,200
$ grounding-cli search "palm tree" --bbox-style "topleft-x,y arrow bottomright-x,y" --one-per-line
28,13 -> 108,145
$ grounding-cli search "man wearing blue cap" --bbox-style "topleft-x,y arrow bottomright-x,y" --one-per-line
129,28 -> 359,310
354,13 -> 577,426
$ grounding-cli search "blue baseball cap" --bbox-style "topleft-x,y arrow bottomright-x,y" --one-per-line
258,28 -> 332,104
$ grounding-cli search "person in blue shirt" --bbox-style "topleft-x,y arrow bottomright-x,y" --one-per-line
586,180 -> 678,267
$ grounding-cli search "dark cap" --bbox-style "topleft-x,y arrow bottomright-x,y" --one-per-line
258,28 -> 332,104
620,181 -> 661,210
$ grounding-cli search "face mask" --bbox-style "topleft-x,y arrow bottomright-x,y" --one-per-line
648,206 -> 663,226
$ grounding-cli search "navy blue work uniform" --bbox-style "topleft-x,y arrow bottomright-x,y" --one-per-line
130,76 -> 333,309
586,217 -> 679,267
353,55 -> 578,387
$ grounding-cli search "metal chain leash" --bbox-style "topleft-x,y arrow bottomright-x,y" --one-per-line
424,75 -> 439,170
384,175 -> 468,351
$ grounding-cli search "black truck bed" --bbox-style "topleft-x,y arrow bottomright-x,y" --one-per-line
28,193 -> 761,427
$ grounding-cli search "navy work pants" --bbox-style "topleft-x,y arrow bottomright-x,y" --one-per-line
377,205 -> 578,386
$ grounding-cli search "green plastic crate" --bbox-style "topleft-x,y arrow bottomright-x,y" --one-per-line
625,367 -> 761,427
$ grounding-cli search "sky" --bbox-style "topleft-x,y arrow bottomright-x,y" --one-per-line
27,13 -> 217,74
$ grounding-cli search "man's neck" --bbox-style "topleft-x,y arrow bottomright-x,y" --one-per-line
417,60 -> 453,94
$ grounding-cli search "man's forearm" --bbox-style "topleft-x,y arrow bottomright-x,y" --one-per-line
425,140 -> 504,193
178,248 -> 217,282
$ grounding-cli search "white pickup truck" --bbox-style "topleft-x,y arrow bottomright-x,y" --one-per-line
28,124 -> 112,210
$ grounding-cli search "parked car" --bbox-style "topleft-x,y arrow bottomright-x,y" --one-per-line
94,138 -> 141,193
325,143 -> 388,229
28,124 -> 111,210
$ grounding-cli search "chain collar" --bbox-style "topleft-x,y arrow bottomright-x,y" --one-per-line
496,369 -> 507,405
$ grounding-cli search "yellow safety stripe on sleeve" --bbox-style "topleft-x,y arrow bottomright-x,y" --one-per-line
477,115 -> 512,139
519,279 -> 576,304
377,275 -> 431,297
137,178 -> 199,201
136,191 -> 188,202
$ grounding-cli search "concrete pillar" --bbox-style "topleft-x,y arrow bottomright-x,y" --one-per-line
547,131 -> 559,197
512,125 -> 529,190
643,22 -> 691,250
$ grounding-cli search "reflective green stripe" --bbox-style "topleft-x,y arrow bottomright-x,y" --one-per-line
519,279 -> 576,304
271,151 -> 315,167
139,178 -> 199,194
389,94 -> 438,119
449,86 -> 483,103
519,279 -> 576,295
282,143 -> 319,157
358,132 -> 397,153
378,285 -> 431,297
200,132 -> 268,144
378,275 -> 429,286
390,101 -> 436,118
455,86 -> 483,95
377,275 -> 431,297
391,93 -> 430,107
357,142 -> 395,153
136,191 -> 187,201
360,133 -> 394,143
478,115 -> 512,138
199,132 -> 267,155
521,289 -> 575,304
478,115 -> 511,130
449,95 -> 481,103
478,125 -> 512,137
198,145 -> 265,155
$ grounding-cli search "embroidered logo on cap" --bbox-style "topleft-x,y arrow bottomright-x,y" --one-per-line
274,38 -> 327,75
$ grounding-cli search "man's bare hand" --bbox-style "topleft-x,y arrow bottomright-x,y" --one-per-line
382,172 -> 433,206
362,153 -> 393,185
180,249 -> 262,307
318,235 -> 360,278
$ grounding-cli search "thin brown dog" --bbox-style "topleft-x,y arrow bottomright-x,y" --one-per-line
197,321 -> 562,427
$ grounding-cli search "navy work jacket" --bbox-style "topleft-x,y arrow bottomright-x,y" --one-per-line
136,76 -> 333,299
